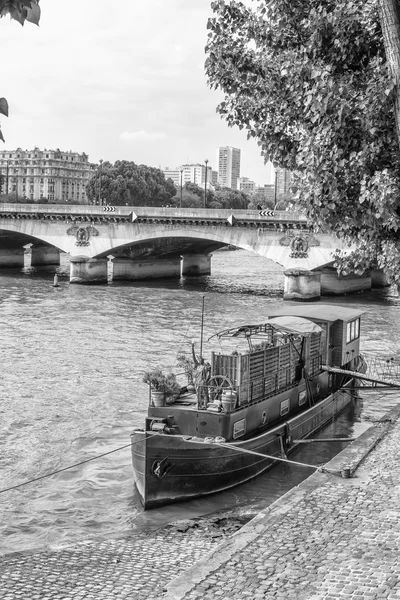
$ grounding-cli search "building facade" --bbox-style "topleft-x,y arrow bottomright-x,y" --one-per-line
216,146 -> 241,189
162,163 -> 212,188
0,147 -> 95,203
238,177 -> 256,195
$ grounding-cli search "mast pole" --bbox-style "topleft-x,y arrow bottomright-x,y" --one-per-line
200,295 -> 205,359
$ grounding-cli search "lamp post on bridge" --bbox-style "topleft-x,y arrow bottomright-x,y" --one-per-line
204,159 -> 208,209
6,159 -> 9,199
180,168 -> 183,208
98,159 -> 103,206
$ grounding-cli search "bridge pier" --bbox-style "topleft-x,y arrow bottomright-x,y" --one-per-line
283,269 -> 321,301
70,256 -> 108,284
111,257 -> 181,280
31,244 -> 60,268
0,247 -> 25,268
181,253 -> 212,276
320,267 -> 371,295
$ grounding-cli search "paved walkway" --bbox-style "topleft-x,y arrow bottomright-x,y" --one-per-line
1,404 -> 400,600
164,404 -> 400,600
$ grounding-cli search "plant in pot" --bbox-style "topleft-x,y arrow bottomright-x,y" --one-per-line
164,372 -> 181,405
176,352 -> 196,393
142,368 -> 167,406
142,369 -> 181,406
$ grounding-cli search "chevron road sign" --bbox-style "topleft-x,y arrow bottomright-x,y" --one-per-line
259,210 -> 275,217
103,205 -> 116,212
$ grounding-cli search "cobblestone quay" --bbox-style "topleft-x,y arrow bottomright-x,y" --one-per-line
1,404 -> 400,600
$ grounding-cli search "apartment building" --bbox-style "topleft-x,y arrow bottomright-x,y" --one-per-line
0,147 -> 95,203
216,146 -> 241,189
238,177 -> 256,195
162,163 -> 212,188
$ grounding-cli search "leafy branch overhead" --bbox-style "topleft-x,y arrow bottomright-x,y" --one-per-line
0,0 -> 40,25
205,0 -> 400,285
0,0 -> 40,141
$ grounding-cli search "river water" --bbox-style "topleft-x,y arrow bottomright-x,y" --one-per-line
1,249 -> 400,555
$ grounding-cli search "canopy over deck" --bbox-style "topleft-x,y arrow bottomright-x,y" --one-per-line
210,315 -> 322,341
266,304 -> 364,323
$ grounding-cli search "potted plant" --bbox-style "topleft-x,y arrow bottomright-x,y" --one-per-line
142,368 -> 181,406
176,352 -> 196,393
164,372 -> 181,405
142,368 -> 167,406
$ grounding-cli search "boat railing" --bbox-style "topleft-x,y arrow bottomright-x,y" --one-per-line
361,352 -> 400,386
197,377 -> 238,411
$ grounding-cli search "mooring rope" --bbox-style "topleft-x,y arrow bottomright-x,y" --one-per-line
199,439 -> 323,471
0,435 -> 154,495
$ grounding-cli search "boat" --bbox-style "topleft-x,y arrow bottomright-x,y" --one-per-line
131,304 -> 368,509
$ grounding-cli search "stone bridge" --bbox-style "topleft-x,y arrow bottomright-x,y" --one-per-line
0,204 -> 385,300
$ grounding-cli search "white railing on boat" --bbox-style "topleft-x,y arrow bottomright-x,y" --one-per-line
362,353 -> 400,387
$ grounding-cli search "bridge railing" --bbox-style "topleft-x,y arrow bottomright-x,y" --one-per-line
0,203 -> 307,222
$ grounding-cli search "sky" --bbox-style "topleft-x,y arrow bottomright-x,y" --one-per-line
0,0 -> 274,186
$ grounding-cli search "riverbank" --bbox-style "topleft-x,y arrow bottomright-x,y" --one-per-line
1,403 -> 400,600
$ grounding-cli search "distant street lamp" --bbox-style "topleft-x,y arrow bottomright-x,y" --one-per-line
204,159 -> 208,209
98,159 -> 103,206
180,168 -> 183,208
274,169 -> 277,210
6,160 -> 9,198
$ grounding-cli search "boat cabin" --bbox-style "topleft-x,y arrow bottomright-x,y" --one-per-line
146,305 -> 364,442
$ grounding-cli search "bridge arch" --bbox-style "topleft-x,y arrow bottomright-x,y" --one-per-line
0,204 -> 377,298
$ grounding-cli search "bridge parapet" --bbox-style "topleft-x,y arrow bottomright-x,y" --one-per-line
0,203 -> 307,223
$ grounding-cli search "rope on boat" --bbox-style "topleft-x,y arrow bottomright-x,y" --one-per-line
185,438 -> 350,476
184,437 -> 322,471
0,436 -> 154,495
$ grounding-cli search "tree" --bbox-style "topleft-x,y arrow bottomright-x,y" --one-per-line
213,187 -> 249,209
184,182 -> 204,198
86,161 -> 177,207
378,0 -> 400,148
171,187 -> 204,208
0,1 -> 41,142
248,191 -> 275,211
205,0 -> 400,283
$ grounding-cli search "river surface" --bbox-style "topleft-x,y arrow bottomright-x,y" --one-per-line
1,249 -> 400,555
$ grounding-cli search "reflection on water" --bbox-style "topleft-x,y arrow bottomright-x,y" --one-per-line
1,250 -> 400,554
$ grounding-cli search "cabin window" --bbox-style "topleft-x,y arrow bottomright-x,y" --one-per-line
298,390 -> 307,406
233,419 -> 246,439
346,318 -> 360,343
280,399 -> 290,416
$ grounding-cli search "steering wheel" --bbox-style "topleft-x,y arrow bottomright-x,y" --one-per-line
207,376 -> 233,402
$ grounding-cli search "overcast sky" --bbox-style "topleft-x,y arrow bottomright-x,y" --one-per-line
0,0 -> 274,185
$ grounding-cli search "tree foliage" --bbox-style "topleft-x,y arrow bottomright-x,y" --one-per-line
213,187 -> 249,209
86,161 -> 177,207
0,0 -> 40,25
205,0 -> 400,282
0,0 -> 40,142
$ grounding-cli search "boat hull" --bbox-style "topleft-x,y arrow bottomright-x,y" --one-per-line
131,386 -> 353,509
